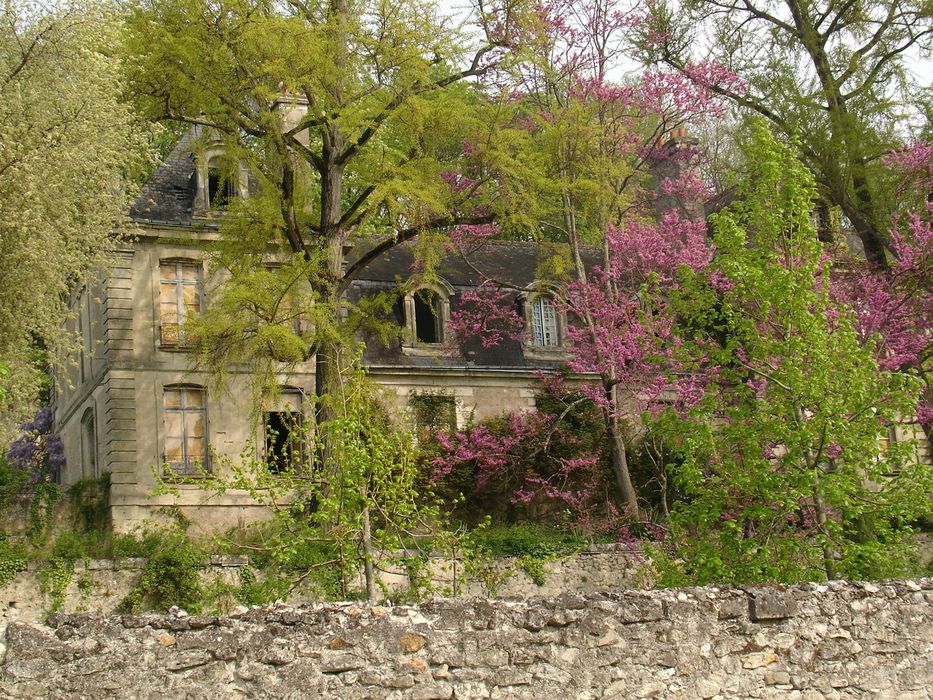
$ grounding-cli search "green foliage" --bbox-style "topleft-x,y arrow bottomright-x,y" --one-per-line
387,555 -> 434,603
0,532 -> 27,587
653,123 -> 932,586
466,523 -> 590,559
120,529 -> 203,613
37,558 -> 73,613
0,458 -> 26,511
234,567 -> 289,608
199,358 -> 450,600
649,0 -> 930,263
68,473 -> 111,533
0,1 -> 152,437
438,522 -> 592,594
28,482 -> 60,542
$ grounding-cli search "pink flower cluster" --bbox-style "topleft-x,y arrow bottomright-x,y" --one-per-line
447,284 -> 526,348
432,407 -> 604,519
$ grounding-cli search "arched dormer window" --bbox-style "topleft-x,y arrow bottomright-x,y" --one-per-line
195,144 -> 245,213
530,295 -> 559,348
206,156 -> 238,208
398,280 -> 453,353
521,286 -> 566,357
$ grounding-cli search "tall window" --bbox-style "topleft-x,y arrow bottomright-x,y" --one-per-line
414,290 -> 443,344
159,260 -> 202,347
163,386 -> 208,475
530,296 -> 559,347
264,390 -> 304,473
80,408 -> 97,479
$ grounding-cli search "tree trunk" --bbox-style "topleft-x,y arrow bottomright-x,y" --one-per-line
812,484 -> 836,580
361,489 -> 376,601
604,384 -> 640,520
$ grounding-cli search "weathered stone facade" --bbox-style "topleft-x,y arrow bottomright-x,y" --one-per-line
2,579 -> 930,698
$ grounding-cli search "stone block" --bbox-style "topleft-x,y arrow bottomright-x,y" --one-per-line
319,651 -> 365,673
410,682 -> 454,699
617,596 -> 665,624
210,555 -> 249,567
750,591 -> 797,621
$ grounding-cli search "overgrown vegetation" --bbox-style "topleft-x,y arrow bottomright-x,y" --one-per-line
119,530 -> 203,613
0,0 -> 930,609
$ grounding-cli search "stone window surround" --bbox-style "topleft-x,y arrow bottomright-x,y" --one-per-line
519,284 -> 568,360
400,279 -> 453,356
193,142 -> 248,214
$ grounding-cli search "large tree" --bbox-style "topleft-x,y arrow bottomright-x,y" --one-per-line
644,0 -> 932,265
447,0 -> 736,518
0,1 -> 149,441
125,0 -> 520,426
653,123 -> 930,584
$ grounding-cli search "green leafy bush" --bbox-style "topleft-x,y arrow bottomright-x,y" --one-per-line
120,529 -> 203,613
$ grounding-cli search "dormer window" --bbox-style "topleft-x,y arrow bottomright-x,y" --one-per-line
521,288 -> 566,358
398,280 -> 453,354
195,145 -> 245,213
414,290 -> 443,343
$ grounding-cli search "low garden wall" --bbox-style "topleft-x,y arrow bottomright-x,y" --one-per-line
0,545 -> 647,627
1,579 -> 930,698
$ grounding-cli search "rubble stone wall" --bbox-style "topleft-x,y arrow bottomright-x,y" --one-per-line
1,579 -> 930,699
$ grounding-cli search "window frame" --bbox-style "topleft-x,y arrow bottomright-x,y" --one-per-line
162,384 -> 210,476
399,280 -> 453,355
158,259 -> 204,349
521,287 -> 567,359
263,387 -> 306,473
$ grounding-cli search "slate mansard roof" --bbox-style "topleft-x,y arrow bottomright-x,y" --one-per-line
130,131 -> 200,224
130,133 -> 587,371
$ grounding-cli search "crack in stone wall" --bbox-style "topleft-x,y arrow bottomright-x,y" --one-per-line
1,579 -> 930,699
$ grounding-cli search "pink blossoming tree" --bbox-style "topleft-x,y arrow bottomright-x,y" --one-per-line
831,140 -> 933,446
444,0 -> 735,519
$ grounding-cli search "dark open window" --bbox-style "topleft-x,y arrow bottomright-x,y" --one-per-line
414,290 -> 442,343
264,391 -> 303,472
207,161 -> 237,208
